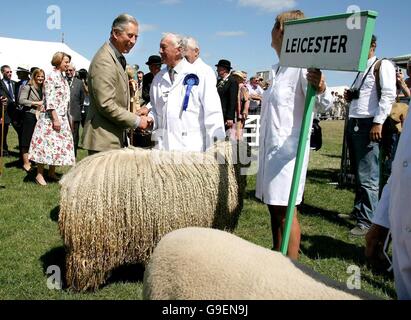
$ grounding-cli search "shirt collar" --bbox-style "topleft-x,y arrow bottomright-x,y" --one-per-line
168,58 -> 186,75
367,56 -> 378,66
222,72 -> 231,81
109,40 -> 125,61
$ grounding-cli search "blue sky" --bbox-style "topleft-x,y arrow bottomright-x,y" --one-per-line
1,0 -> 409,87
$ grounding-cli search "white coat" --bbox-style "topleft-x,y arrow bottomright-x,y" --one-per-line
193,57 -> 217,87
373,100 -> 411,300
150,58 -> 225,152
256,64 -> 332,206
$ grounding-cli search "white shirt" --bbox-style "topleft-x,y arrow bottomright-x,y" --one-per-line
247,83 -> 264,111
2,78 -> 15,101
349,56 -> 397,124
150,58 -> 225,152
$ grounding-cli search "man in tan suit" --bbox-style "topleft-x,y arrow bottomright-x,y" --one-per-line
82,14 -> 150,154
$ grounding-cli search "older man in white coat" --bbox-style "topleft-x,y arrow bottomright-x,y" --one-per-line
149,33 -> 225,152
184,36 -> 217,86
366,99 -> 411,300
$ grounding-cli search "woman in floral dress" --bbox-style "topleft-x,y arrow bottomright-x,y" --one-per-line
29,52 -> 75,186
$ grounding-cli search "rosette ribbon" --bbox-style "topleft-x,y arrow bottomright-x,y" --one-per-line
182,74 -> 199,112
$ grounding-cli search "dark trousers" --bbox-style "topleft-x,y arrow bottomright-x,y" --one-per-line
347,118 -> 380,228
21,112 -> 37,149
72,121 -> 80,157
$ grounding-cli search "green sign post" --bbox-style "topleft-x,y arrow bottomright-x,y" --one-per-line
279,11 -> 378,255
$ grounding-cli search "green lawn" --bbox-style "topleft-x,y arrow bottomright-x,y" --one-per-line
0,121 -> 396,299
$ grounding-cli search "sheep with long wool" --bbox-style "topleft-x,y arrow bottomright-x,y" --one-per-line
59,141 -> 246,291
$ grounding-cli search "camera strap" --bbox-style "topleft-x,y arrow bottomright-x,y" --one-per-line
350,58 -> 379,90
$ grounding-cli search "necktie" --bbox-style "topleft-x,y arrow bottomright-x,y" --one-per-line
7,80 -> 14,101
118,56 -> 126,70
168,68 -> 175,84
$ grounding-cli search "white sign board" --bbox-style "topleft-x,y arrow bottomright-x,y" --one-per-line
280,11 -> 377,72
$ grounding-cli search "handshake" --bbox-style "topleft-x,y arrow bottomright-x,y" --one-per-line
135,106 -> 153,131
138,115 -> 153,131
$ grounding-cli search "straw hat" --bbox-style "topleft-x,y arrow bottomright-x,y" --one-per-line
231,70 -> 246,81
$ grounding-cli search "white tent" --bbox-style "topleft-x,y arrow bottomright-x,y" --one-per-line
0,36 -> 90,80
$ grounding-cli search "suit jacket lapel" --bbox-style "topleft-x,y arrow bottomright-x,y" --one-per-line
0,80 -> 13,101
105,43 -> 128,87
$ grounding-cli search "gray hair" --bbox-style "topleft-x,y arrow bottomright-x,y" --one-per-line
184,36 -> 200,51
161,32 -> 185,49
112,14 -> 138,33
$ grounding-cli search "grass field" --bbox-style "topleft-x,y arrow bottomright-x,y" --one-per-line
0,120 -> 396,299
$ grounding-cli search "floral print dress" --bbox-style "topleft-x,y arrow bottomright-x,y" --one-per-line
29,69 -> 75,166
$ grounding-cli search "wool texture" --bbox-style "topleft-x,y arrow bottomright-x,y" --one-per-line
59,141 -> 246,291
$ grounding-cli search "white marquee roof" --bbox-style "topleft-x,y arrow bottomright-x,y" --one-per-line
0,36 -> 90,79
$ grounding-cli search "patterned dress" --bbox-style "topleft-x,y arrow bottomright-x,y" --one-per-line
29,69 -> 75,166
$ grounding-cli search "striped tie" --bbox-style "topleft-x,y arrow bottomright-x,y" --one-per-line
168,68 -> 175,84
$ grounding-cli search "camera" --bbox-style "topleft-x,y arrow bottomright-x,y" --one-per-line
347,88 -> 360,101
77,69 -> 88,81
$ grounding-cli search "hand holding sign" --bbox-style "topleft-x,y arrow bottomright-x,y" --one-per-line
306,68 -> 326,94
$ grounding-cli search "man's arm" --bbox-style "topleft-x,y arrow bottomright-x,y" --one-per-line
89,56 -> 138,129
250,86 -> 264,102
371,61 -> 397,141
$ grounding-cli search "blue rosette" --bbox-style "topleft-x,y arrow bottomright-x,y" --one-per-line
182,74 -> 199,112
